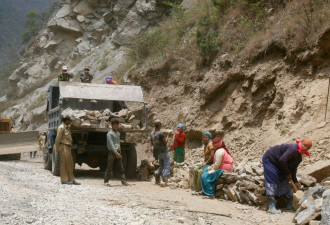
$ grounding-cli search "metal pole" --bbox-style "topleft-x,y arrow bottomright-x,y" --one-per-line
325,77 -> 330,122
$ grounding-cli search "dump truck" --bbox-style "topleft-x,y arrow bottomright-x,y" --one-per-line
44,82 -> 148,178
0,117 -> 39,160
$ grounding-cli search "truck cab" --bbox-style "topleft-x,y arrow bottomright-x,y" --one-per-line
44,82 -> 148,178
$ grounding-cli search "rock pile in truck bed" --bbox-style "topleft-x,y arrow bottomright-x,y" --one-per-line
61,107 -> 141,129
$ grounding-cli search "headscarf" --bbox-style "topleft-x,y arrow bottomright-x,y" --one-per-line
105,76 -> 112,84
296,140 -> 311,157
177,124 -> 184,132
212,137 -> 231,156
202,131 -> 212,141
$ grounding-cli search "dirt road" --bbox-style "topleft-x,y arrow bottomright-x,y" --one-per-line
0,153 -> 295,225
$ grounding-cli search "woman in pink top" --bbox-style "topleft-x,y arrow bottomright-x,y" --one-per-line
208,137 -> 233,172
201,137 -> 234,196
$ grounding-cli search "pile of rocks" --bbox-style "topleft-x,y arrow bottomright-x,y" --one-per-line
211,162 -> 270,210
61,107 -> 141,129
293,185 -> 330,225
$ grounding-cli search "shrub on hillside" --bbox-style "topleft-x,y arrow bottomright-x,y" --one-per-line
22,11 -> 43,43
196,16 -> 222,66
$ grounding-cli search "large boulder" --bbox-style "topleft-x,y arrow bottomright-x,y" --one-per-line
295,199 -> 323,225
113,0 -> 136,21
47,18 -> 83,35
304,160 -> 330,183
111,0 -> 163,46
321,190 -> 330,225
73,1 -> 94,16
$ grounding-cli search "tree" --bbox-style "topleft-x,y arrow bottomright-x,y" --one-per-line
22,11 -> 42,43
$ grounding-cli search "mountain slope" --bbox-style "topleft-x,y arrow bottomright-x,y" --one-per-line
0,0 -> 52,95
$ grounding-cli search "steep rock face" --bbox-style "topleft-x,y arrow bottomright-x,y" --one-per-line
2,0 -> 171,131
2,0 -> 330,170
130,28 -> 330,167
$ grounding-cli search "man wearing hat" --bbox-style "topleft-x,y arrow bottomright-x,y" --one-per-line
58,66 -> 73,82
80,66 -> 93,83
150,119 -> 170,185
55,115 -> 80,185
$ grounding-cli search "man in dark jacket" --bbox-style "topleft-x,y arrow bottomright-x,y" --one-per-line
262,138 -> 312,214
80,66 -> 93,83
150,119 -> 170,185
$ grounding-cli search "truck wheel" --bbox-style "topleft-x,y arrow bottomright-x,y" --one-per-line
125,145 -> 137,179
52,146 -> 60,176
43,144 -> 52,170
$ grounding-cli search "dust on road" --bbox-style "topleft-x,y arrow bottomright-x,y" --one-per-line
0,154 -> 295,225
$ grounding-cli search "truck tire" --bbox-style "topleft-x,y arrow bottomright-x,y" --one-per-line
125,145 -> 137,179
43,144 -> 52,170
52,146 -> 60,176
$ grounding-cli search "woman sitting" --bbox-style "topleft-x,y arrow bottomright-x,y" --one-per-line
201,137 -> 233,196
192,131 -> 214,194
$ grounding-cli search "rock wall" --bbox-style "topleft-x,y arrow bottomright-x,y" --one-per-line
1,0 -> 330,171
1,0 -> 172,131
131,27 -> 330,168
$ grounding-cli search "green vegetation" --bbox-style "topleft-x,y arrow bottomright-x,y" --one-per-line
128,0 -> 271,67
22,11 -> 43,43
196,16 -> 221,65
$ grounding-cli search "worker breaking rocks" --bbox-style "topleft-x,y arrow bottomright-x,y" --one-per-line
150,119 -> 170,186
262,138 -> 312,214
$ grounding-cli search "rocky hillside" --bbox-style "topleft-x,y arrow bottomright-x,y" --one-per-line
0,0 -> 53,95
1,0 -> 330,167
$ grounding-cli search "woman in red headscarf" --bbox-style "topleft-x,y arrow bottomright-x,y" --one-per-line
208,137 -> 233,172
262,138 -> 312,214
201,137 -> 234,196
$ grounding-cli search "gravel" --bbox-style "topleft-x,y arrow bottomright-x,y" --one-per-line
0,153 -> 295,225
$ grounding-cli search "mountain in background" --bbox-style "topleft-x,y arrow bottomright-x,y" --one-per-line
0,0 -> 53,95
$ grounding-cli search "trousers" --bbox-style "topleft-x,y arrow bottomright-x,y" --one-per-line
157,151 -> 170,177
59,144 -> 75,183
104,152 -> 126,183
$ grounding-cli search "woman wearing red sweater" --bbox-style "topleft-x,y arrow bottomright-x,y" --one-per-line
172,124 -> 186,163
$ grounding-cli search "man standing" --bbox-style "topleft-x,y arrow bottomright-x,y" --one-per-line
150,119 -> 170,185
262,138 -> 312,214
80,66 -> 93,83
55,115 -> 80,185
58,66 -> 73,82
104,119 -> 128,186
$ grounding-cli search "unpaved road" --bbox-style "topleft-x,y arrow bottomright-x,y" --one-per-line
0,153 -> 295,225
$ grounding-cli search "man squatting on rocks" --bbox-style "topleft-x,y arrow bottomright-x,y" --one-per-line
104,119 -> 129,186
192,131 -> 214,194
150,119 -> 171,185
55,115 -> 80,185
262,138 -> 312,214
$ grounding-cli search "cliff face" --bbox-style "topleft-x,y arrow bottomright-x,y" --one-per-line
0,0 -> 52,95
2,0 -> 330,166
1,0 -> 171,130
